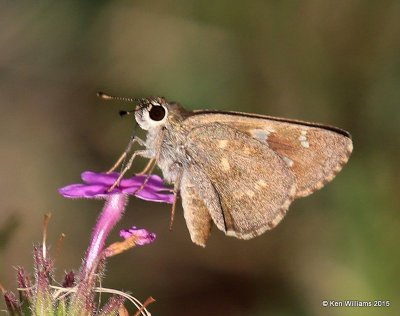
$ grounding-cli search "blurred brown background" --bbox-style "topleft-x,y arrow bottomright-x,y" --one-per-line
1,1 -> 399,315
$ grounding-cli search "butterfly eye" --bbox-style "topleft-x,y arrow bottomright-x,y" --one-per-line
149,105 -> 166,121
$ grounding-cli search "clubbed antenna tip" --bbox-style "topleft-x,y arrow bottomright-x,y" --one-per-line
97,92 -> 113,100
97,92 -> 137,103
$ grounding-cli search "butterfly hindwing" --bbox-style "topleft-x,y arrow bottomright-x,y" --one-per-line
180,172 -> 213,247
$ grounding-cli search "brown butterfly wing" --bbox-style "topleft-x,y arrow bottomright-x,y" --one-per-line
184,111 -> 353,198
181,123 -> 296,240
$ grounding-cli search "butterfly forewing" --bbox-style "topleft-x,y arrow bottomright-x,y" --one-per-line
184,111 -> 353,198
183,123 -> 297,239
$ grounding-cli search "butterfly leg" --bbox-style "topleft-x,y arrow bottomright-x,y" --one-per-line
169,169 -> 183,231
108,149 -> 149,192
107,135 -> 146,173
137,158 -> 156,175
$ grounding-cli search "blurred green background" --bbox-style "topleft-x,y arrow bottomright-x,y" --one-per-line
1,1 -> 399,315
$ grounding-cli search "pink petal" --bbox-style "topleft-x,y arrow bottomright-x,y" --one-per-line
81,171 -> 119,185
58,184 -> 108,198
123,186 -> 175,203
120,174 -> 167,190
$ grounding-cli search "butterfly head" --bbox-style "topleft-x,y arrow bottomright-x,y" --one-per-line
134,97 -> 169,130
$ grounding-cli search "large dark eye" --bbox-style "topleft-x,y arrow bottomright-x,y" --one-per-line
149,105 -> 166,121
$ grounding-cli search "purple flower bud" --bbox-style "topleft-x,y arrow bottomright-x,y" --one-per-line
62,271 -> 75,288
98,295 -> 125,316
4,291 -> 22,315
16,267 -> 33,303
120,226 -> 156,246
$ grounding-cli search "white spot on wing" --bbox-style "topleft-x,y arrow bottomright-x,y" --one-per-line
245,189 -> 255,197
301,141 -> 310,148
282,156 -> 294,167
218,140 -> 228,148
221,158 -> 230,171
298,130 -> 310,148
250,129 -> 272,143
257,179 -> 267,187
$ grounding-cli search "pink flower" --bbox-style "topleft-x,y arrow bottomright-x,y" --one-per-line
59,171 -> 174,203
58,171 -> 174,280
